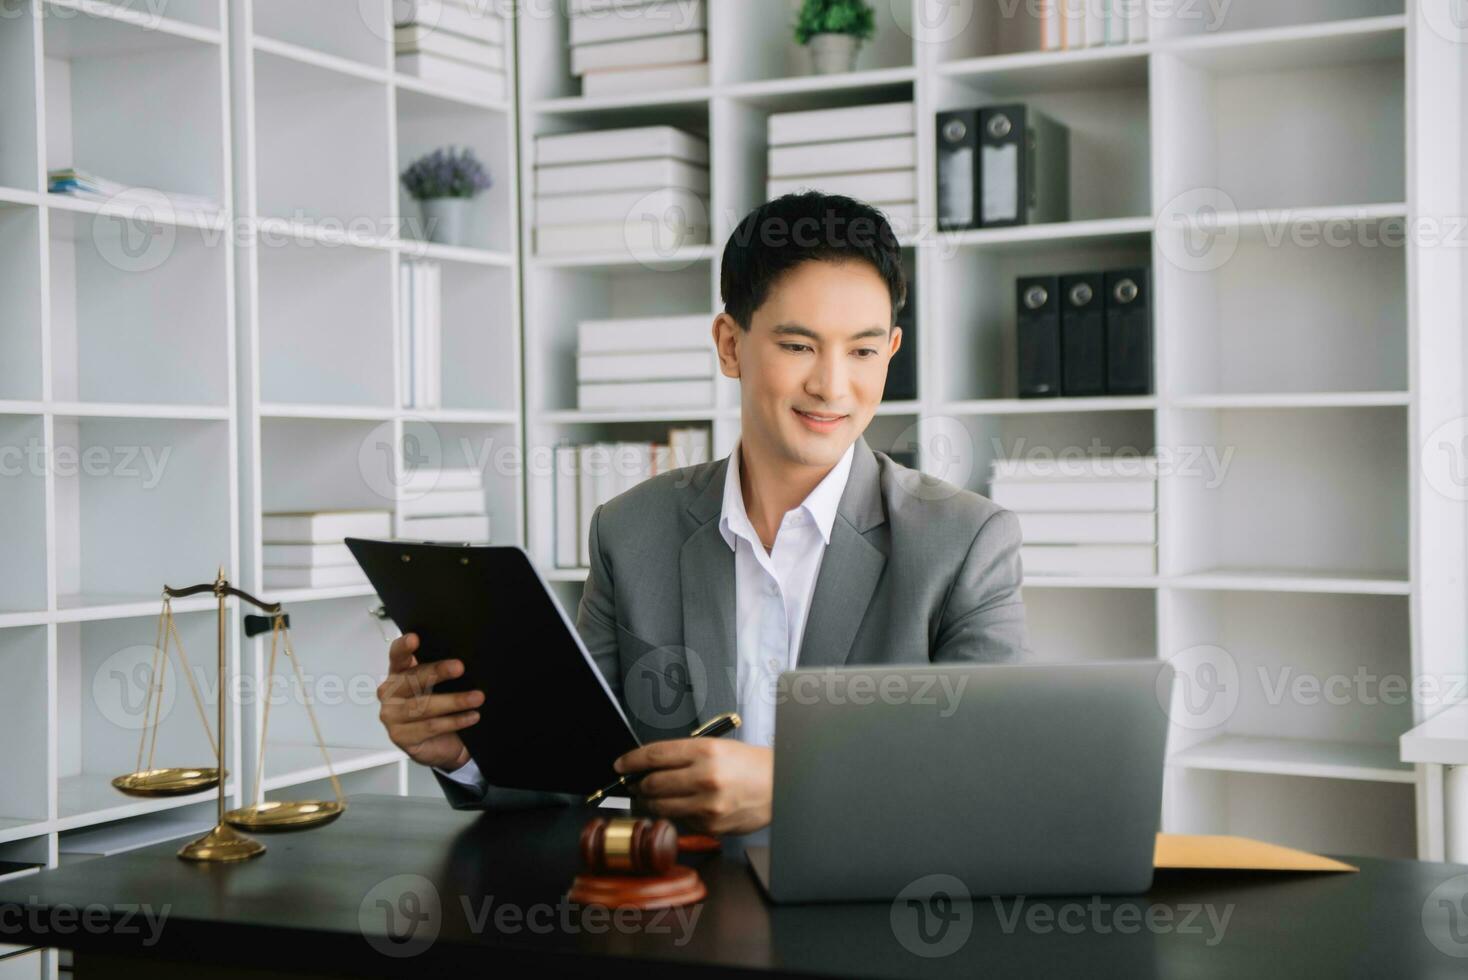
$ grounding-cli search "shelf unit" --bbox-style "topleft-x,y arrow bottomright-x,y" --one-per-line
1,1 -> 241,975
228,0 -> 524,814
516,0 -> 1441,860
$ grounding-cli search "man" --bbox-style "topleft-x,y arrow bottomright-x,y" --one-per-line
377,192 -> 1029,835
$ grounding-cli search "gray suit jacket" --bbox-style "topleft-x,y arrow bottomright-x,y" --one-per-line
436,435 -> 1029,809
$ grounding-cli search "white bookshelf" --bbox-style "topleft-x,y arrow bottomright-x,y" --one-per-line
228,0 -> 524,814
0,1 -> 240,975
515,0 -> 1449,860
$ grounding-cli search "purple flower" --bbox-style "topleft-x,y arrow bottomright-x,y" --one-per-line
401,146 -> 493,201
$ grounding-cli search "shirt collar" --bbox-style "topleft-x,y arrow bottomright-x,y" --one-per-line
718,437 -> 856,552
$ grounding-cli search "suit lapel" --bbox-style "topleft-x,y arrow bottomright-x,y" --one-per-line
797,437 -> 889,668
680,455 -> 738,723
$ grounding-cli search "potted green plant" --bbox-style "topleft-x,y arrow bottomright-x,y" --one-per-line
794,0 -> 876,75
400,146 -> 493,247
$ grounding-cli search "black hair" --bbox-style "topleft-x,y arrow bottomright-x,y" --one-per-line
719,191 -> 907,331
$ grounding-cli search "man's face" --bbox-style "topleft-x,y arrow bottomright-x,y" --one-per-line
715,259 -> 902,469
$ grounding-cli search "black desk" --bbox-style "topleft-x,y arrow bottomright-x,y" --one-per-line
2,794 -> 1466,979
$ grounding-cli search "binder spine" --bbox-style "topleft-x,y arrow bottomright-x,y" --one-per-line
1060,273 -> 1106,396
978,104 -> 1025,228
1105,268 -> 1153,395
1016,275 -> 1063,398
936,109 -> 980,231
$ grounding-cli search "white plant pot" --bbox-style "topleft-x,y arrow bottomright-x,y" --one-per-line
808,33 -> 860,74
421,197 -> 474,246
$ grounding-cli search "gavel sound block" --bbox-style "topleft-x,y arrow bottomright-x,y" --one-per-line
568,817 -> 708,909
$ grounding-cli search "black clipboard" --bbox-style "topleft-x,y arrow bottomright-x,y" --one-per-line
346,539 -> 640,794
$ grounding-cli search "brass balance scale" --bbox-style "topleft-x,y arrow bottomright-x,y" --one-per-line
111,570 -> 346,862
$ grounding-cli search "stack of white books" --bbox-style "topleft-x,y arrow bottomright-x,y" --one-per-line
569,0 -> 708,97
395,0 -> 508,99
398,468 -> 491,543
262,510 -> 391,590
398,260 -> 442,409
765,102 -> 917,237
554,427 -> 711,567
577,313 -> 714,410
989,456 -> 1158,577
533,126 -> 709,256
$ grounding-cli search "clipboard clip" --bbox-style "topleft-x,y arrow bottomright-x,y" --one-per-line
368,604 -> 398,643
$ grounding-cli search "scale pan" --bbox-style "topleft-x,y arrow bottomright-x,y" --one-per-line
112,767 -> 224,797
224,800 -> 345,832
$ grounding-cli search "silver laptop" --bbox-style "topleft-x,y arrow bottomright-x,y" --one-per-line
747,660 -> 1173,903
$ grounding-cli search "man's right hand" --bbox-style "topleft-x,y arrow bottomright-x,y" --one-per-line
376,633 -> 484,771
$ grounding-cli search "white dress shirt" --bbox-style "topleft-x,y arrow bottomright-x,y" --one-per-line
437,438 -> 855,789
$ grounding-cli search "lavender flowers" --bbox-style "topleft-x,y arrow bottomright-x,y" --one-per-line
401,146 -> 494,201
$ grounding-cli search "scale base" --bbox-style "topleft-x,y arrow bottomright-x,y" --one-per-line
178,822 -> 266,863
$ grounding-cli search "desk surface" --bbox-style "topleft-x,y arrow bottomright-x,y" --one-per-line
2,794 -> 1467,979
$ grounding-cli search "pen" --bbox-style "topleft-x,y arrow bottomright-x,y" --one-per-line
585,712 -> 742,805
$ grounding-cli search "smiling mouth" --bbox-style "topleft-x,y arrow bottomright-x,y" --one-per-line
794,409 -> 847,423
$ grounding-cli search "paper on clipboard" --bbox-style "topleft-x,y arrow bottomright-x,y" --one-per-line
1155,834 -> 1357,873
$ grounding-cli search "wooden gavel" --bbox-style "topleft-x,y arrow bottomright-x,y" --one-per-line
579,816 -> 679,874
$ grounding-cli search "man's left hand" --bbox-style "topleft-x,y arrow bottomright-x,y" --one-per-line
612,738 -> 773,836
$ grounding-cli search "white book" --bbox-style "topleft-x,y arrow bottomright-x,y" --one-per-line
398,261 -> 414,406
263,565 -> 371,589
578,314 -> 711,353
767,168 -> 915,204
535,157 -> 709,196
582,60 -> 709,97
1062,0 -> 1085,48
263,510 -> 392,544
579,379 -> 714,410
395,52 -> 507,99
654,443 -> 673,475
394,0 -> 505,44
768,136 -> 916,178
536,218 -> 708,255
768,101 -> 914,147
262,543 -> 356,567
569,0 -> 704,46
610,441 -> 652,496
1104,0 -> 1125,44
555,445 -> 581,567
571,30 -> 706,75
669,426 -> 710,467
410,262 -> 435,409
400,514 -> 491,543
990,480 -> 1156,513
397,488 -> 486,519
426,262 -> 442,407
1016,511 -> 1156,545
1022,544 -> 1156,576
400,467 -> 483,493
578,349 -> 714,382
990,456 -> 1159,481
877,201 -> 917,236
577,443 -> 611,566
535,186 -> 705,227
395,25 -> 504,67
1041,0 -> 1062,49
1084,0 -> 1104,46
570,0 -> 667,12
1122,0 -> 1147,41
535,126 -> 708,167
